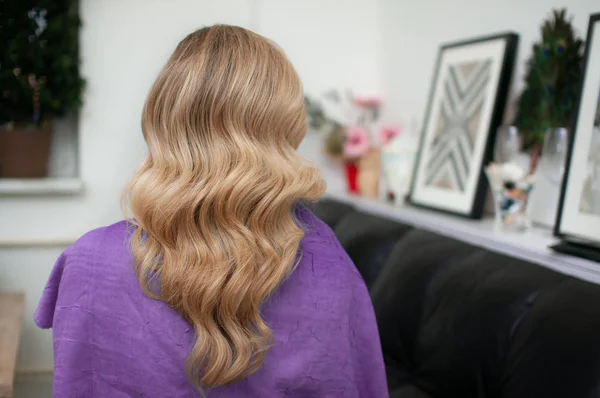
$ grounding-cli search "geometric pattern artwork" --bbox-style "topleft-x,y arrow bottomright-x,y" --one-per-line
556,14 -> 600,245
409,33 -> 518,219
579,91 -> 600,215
425,59 -> 492,192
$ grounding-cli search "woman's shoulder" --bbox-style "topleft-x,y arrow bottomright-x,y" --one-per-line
34,220 -> 133,329
54,220 -> 133,292
294,205 -> 362,281
296,204 -> 341,247
66,220 -> 131,259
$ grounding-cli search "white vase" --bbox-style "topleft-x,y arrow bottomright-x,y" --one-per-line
380,134 -> 416,204
528,169 -> 562,227
528,128 -> 569,228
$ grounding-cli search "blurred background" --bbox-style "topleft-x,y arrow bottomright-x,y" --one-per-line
1,0 -> 599,396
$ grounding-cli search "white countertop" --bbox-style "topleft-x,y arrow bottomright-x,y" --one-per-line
324,190 -> 600,285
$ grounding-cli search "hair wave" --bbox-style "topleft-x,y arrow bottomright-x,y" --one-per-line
122,25 -> 325,389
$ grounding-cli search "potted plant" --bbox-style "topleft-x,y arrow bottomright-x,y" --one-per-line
513,8 -> 584,174
0,0 -> 85,178
512,8 -> 584,227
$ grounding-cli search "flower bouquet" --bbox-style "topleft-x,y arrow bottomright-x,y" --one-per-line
305,90 -> 400,197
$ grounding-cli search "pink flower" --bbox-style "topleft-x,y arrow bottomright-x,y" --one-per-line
353,96 -> 382,109
378,125 -> 402,145
344,127 -> 371,158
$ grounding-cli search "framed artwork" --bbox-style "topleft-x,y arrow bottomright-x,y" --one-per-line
555,13 -> 600,250
408,33 -> 519,218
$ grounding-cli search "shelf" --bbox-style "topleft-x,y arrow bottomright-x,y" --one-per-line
0,237 -> 77,248
324,190 -> 600,285
0,178 -> 83,196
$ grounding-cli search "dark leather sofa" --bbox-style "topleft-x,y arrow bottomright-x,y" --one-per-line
312,198 -> 600,398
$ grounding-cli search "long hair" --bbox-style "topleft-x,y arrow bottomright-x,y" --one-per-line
122,25 -> 325,389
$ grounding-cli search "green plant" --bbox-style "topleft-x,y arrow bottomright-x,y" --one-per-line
513,9 -> 584,153
0,0 -> 85,127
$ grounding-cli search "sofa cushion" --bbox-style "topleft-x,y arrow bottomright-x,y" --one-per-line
372,227 -> 600,397
499,278 -> 600,397
332,210 -> 411,288
370,229 -> 482,391
390,384 -> 433,398
310,198 -> 355,228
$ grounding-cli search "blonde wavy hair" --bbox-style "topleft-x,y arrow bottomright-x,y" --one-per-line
122,25 -> 325,390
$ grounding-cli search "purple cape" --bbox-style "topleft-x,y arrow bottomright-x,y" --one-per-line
35,207 -> 388,397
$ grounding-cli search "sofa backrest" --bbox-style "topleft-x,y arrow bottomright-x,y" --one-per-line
313,199 -> 410,288
313,199 -> 600,398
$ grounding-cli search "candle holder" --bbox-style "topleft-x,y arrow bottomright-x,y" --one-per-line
485,163 -> 535,232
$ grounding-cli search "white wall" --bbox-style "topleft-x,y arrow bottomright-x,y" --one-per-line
0,0 -> 381,372
379,0 -> 599,131
255,0 -> 381,96
262,0 -> 382,192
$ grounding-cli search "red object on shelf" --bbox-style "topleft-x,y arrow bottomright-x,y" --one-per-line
344,161 -> 359,194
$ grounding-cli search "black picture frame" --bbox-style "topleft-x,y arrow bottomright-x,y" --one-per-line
407,32 -> 519,219
554,13 -> 600,252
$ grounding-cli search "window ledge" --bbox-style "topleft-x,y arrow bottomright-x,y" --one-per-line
0,178 -> 83,196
